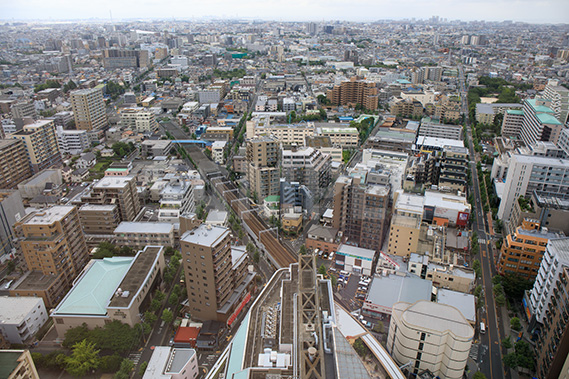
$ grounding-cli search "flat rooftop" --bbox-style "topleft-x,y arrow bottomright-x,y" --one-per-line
0,296 -> 44,324
108,247 -> 162,308
393,301 -> 473,339
23,206 -> 74,225
11,271 -> 60,291
180,224 -> 230,247
115,222 -> 174,235
79,204 -> 117,212
93,176 -> 134,189
52,257 -> 134,316
366,275 -> 432,310
337,244 -> 376,260
416,136 -> 464,148
437,289 -> 476,323
18,169 -> 60,187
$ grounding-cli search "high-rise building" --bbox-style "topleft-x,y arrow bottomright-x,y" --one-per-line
246,136 -> 280,200
0,139 -> 32,189
102,49 -> 150,68
119,108 -> 158,133
387,301 -> 474,379
15,206 -> 89,288
0,350 -> 40,379
280,146 -> 331,197
70,87 -> 108,131
332,175 -> 391,252
10,102 -> 36,120
520,98 -> 564,146
501,109 -> 524,138
542,79 -> 569,125
328,77 -> 379,111
158,177 -> 195,223
0,190 -> 25,259
12,120 -> 62,174
497,219 -> 564,280
78,176 -> 141,222
181,224 -> 255,322
533,255 -> 569,379
497,154 -> 569,221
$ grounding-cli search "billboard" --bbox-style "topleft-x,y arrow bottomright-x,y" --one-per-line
457,211 -> 470,227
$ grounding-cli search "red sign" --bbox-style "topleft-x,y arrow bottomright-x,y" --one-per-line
227,292 -> 251,327
457,211 -> 469,227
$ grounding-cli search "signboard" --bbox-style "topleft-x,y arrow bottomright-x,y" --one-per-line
457,211 -> 470,227
227,292 -> 251,327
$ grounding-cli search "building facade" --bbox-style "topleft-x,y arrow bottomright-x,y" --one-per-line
246,136 -> 280,200
70,87 -> 108,131
79,176 -> 141,222
0,139 -> 32,189
12,120 -> 62,174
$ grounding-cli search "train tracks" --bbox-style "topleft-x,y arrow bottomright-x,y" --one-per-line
208,172 -> 297,269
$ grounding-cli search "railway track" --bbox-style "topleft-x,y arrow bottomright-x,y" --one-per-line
208,173 -> 297,268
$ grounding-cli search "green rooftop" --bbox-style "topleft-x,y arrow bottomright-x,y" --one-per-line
53,257 -> 134,316
264,195 -> 280,203
527,99 -> 555,114
507,109 -> 524,115
536,113 -> 562,125
0,352 -> 22,379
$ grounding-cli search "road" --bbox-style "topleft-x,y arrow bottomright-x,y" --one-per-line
459,65 -> 505,379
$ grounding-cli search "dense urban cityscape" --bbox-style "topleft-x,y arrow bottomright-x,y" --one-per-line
0,13 -> 567,379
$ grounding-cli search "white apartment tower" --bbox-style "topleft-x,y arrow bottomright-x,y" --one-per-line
70,87 -> 108,131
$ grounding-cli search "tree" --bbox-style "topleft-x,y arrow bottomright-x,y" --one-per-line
510,317 -> 521,331
299,245 -> 307,255
144,311 -> 157,325
111,142 -> 134,157
65,340 -> 100,377
474,285 -> 482,297
138,361 -> 149,376
495,293 -> 506,306
318,264 -> 327,276
352,338 -> 368,357
90,321 -> 139,355
162,309 -> 173,324
63,323 -> 91,349
99,355 -> 123,373
168,292 -> 179,306
373,322 -> 384,334
113,359 -> 134,379
473,372 -> 487,379
253,250 -> 260,263
502,336 -> 512,349
503,352 -> 518,368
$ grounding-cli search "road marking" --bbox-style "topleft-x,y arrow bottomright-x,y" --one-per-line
478,238 -> 486,244
483,250 -> 487,257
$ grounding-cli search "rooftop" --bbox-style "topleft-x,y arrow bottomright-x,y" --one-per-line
93,176 -> 135,189
115,222 -> 174,235
416,136 -> 464,149
0,351 -> 25,379
527,98 -> 555,114
366,275 -> 432,310
143,346 -> 196,378
79,204 -> 117,212
108,247 -> 163,309
23,206 -> 74,225
180,224 -> 230,247
436,289 -> 476,323
52,257 -> 134,316
536,112 -> 562,125
337,244 -> 376,260
394,301 -> 474,339
0,296 -> 44,324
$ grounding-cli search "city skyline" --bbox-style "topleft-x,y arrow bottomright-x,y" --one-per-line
2,0 -> 569,24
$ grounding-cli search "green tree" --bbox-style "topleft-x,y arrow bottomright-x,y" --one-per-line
154,290 -> 166,302
65,340 -> 100,377
299,245 -> 307,255
138,361 -> 149,376
510,317 -> 521,331
162,309 -> 173,324
373,322 -> 384,334
495,293 -> 506,306
113,359 -> 134,379
474,285 -> 483,297
90,321 -> 139,355
168,292 -> 179,306
352,338 -> 368,357
150,298 -> 161,312
253,250 -> 260,263
503,352 -> 518,368
502,336 -> 512,349
318,264 -> 327,276
63,323 -> 91,349
144,311 -> 158,325
473,372 -> 487,379
99,355 -> 123,373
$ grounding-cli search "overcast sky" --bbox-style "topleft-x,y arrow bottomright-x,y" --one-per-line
2,0 -> 568,24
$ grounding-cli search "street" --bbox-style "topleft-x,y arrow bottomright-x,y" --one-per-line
460,64 -> 505,379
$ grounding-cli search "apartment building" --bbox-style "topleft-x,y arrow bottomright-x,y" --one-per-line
246,136 -> 280,200
316,126 -> 359,148
390,98 -> 424,118
248,121 -> 315,145
501,109 -> 524,138
114,222 -> 175,248
78,204 -> 121,236
14,206 -> 89,288
119,108 -> 158,133
11,102 -> 36,120
475,103 -> 522,125
328,77 -> 379,110
520,98 -> 564,146
79,176 -> 141,222
387,301 -> 473,379
387,191 -> 423,257
0,297 -> 48,344
534,262 -> 569,379
103,49 -> 150,68
281,146 -> 331,196
332,175 -> 391,252
0,190 -> 25,259
158,177 -> 195,223
497,219 -> 564,280
181,224 -> 255,323
542,79 -> 569,125
0,139 -> 32,189
12,119 -> 62,174
0,350 -> 40,379
497,154 -> 569,221
505,191 -> 569,236
70,87 -> 108,131
56,126 -> 91,155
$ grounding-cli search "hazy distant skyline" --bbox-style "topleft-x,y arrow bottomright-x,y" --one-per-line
2,0 -> 569,24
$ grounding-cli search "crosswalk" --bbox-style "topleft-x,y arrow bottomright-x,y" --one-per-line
129,352 -> 142,365
478,238 -> 486,244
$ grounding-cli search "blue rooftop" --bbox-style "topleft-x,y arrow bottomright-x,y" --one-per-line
53,257 -> 134,316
